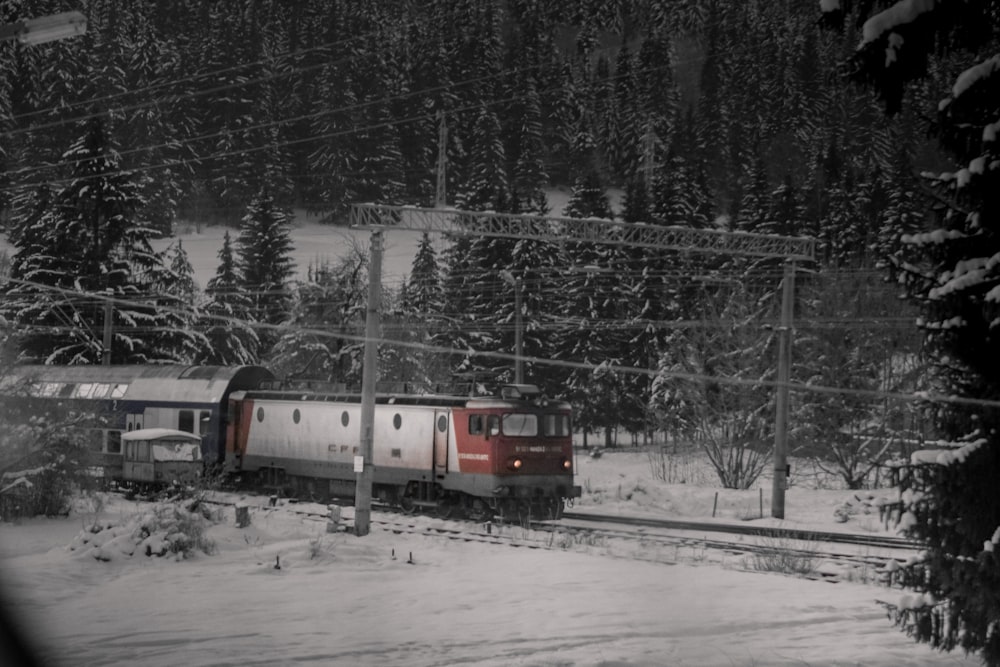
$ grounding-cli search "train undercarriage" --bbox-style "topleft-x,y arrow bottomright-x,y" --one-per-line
241,466 -> 568,522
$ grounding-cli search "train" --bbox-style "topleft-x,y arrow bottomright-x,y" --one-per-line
0,365 -> 580,520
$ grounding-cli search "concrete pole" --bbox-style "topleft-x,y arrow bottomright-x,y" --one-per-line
354,230 -> 383,536
513,277 -> 523,384
771,261 -> 795,519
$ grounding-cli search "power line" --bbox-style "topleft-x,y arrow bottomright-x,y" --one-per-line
0,276 -> 982,410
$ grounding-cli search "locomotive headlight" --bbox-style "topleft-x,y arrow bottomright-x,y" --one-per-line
507,457 -> 523,471
562,458 -> 572,471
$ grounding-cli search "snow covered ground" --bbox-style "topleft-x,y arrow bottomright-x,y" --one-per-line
0,451 -> 981,666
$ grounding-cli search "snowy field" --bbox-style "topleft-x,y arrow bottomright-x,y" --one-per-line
0,187 -> 613,290
0,451 -> 981,667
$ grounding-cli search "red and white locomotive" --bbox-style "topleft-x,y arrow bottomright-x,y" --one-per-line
226,383 -> 579,520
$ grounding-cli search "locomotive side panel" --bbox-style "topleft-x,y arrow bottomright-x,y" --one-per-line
371,405 -> 436,471
231,399 -> 437,480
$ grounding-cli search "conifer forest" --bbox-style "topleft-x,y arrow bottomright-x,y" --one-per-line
2,0 -> 1000,660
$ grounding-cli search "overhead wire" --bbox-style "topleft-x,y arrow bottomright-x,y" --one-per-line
0,276 -> 977,409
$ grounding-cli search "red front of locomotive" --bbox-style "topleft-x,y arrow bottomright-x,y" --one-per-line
451,385 -> 580,516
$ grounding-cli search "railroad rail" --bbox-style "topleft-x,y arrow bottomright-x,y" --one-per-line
203,493 -> 912,584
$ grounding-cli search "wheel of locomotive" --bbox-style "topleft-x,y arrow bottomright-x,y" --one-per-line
466,497 -> 491,522
398,493 -> 417,514
434,500 -> 454,519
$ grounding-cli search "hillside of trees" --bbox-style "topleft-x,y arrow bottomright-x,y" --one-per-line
1,1 -> 934,468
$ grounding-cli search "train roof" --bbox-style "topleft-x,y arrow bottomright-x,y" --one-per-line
1,365 -> 275,404
121,428 -> 202,442
235,386 -> 572,410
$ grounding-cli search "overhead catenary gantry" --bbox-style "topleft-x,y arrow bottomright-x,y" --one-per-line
349,203 -> 816,535
350,204 -> 815,261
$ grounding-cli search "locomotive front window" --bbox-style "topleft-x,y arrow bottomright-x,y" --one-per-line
542,414 -> 571,437
502,413 -> 538,437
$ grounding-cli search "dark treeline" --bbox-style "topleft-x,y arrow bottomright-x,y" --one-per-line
0,1 -> 928,453
2,0 -> 933,244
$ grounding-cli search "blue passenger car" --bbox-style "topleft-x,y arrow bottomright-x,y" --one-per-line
1,365 -> 274,477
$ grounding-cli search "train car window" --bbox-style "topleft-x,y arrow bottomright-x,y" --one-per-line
111,383 -> 128,398
487,415 -> 500,436
469,415 -> 483,435
257,407 -> 265,423
437,415 -> 448,432
293,409 -> 301,424
75,383 -> 95,398
179,410 -> 195,433
199,411 -> 211,435
138,442 -> 150,462
59,383 -> 76,398
502,413 -> 538,437
107,431 -> 122,454
341,411 -> 350,427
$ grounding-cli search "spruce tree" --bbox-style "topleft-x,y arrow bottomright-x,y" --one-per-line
268,256 -> 366,385
1,119 -> 201,364
821,2 -> 1000,663
236,188 -> 296,351
198,231 -> 260,366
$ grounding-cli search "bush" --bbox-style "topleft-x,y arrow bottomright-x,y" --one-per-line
69,498 -> 217,561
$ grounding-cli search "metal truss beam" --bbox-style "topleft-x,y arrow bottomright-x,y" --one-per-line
350,203 -> 815,261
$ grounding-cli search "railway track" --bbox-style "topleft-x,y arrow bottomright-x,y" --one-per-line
561,511 -> 914,550
204,493 -> 913,584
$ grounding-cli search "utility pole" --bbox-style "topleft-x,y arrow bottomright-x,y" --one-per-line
354,230 -> 383,536
771,261 -> 796,519
435,110 -> 447,207
101,290 -> 113,365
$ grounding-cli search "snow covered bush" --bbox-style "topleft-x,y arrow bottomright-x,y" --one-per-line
68,499 -> 217,562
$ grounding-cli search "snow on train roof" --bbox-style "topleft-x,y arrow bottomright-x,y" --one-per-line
2,365 -> 274,403
121,428 -> 202,442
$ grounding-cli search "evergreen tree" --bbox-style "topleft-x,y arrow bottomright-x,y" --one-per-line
1,119 -> 200,364
506,74 -> 550,215
821,2 -> 1000,663
236,188 -> 296,350
455,104 -> 510,212
562,170 -> 613,219
392,233 -> 447,387
268,255 -> 366,385
198,231 -> 260,366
